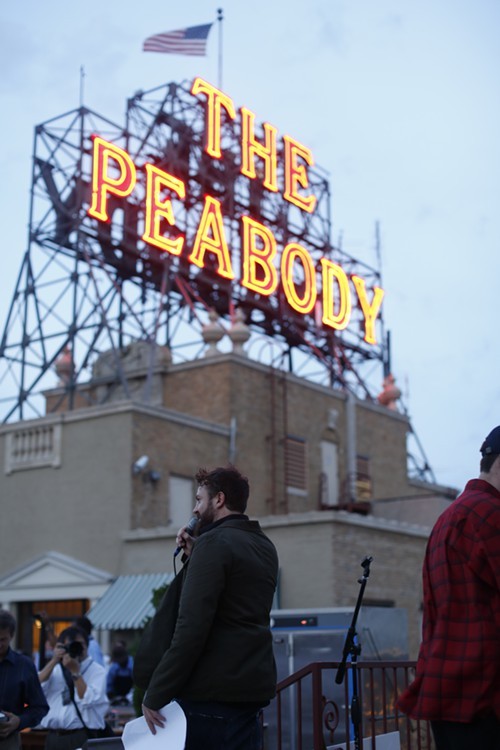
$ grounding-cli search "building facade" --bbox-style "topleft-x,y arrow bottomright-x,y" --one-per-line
0,347 -> 456,659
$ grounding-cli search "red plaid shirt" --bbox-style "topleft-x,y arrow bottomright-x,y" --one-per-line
398,479 -> 500,721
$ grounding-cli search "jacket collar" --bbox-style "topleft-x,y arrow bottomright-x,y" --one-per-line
200,513 -> 248,535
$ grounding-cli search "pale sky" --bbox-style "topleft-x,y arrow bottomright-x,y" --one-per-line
0,0 -> 499,492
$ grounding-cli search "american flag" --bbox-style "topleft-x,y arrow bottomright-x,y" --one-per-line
143,24 -> 213,56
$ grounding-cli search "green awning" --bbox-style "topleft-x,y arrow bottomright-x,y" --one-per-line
87,572 -> 173,630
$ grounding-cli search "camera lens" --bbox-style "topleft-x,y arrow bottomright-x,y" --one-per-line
66,641 -> 84,659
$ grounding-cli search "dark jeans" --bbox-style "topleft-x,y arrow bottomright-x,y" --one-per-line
431,715 -> 500,750
178,700 -> 262,750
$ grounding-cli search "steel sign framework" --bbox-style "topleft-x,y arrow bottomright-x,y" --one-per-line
0,79 -> 387,424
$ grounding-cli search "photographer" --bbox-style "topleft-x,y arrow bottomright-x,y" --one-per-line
0,609 -> 48,750
38,626 -> 108,750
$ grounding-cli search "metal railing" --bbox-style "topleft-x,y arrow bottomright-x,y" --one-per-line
263,660 -> 434,750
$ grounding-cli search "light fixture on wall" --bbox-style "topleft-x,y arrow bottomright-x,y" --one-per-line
132,455 -> 161,483
132,455 -> 149,474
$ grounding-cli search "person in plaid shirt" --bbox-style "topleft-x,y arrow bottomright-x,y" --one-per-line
398,426 -> 500,749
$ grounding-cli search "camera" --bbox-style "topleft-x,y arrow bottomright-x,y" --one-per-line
0,712 -> 8,724
62,641 -> 84,659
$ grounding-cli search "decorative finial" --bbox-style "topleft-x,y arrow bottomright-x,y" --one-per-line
228,308 -> 250,356
377,374 -> 401,411
55,346 -> 73,385
201,309 -> 225,357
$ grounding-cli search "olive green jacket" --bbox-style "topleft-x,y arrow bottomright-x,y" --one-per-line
134,517 -> 279,710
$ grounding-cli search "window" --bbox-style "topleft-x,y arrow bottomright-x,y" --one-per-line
355,454 -> 372,501
168,474 -> 194,528
320,441 -> 339,507
285,436 -> 307,492
17,600 -> 88,665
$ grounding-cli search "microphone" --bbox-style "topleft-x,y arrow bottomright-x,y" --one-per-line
173,515 -> 199,557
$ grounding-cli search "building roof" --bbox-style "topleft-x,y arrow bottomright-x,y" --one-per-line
87,572 -> 173,630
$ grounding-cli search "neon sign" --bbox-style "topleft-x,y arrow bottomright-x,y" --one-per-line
88,78 -> 384,345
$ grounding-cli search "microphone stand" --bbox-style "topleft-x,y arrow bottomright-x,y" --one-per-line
335,556 -> 373,750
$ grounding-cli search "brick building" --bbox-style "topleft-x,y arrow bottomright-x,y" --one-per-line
0,340 -> 456,660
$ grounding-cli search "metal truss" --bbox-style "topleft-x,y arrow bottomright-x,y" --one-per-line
0,79 -> 389,425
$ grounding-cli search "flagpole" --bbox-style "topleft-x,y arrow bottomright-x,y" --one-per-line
217,8 -> 223,89
79,65 -> 85,108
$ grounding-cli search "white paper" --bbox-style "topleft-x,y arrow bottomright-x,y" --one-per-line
327,732 -> 401,750
122,701 -> 186,750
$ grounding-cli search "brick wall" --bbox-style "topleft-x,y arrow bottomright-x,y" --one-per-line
159,355 -> 433,514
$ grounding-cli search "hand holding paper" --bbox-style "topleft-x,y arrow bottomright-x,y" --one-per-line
122,701 -> 186,750
142,705 -> 165,734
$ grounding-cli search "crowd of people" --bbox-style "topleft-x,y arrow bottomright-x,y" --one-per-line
0,611 -> 134,750
1,455 -> 498,750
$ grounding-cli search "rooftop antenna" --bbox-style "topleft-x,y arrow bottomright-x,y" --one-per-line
217,9 -> 224,89
79,65 -> 85,108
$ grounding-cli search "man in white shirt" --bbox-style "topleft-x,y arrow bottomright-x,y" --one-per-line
38,626 -> 109,750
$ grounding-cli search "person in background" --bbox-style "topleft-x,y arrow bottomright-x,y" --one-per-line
73,618 -> 104,667
113,640 -> 133,671
106,644 -> 133,703
38,625 -> 108,750
397,426 -> 500,749
0,610 -> 49,750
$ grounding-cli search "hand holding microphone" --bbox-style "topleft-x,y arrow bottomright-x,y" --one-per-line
174,515 -> 199,558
